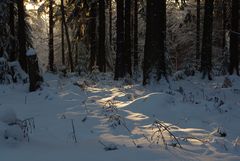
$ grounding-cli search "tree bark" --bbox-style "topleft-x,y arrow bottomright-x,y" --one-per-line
196,0 -> 200,64
9,2 -> 16,61
89,2 -> 97,71
48,0 -> 54,71
114,0 -> 125,80
62,2 -> 74,72
143,0 -> 167,85
28,53 -> 43,92
124,0 -> 132,76
60,0 -> 65,66
133,0 -> 138,73
17,0 -> 27,72
222,0 -> 226,51
201,0 -> 214,80
228,0 -> 239,75
109,0 -> 112,45
97,0 -> 106,72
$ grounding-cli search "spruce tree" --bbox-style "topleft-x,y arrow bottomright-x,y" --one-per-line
97,0 -> 106,72
200,0 -> 214,80
114,0 -> 124,80
143,0 -> 167,85
228,0 -> 239,75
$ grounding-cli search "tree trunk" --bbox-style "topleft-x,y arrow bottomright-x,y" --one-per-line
133,0 -> 138,73
157,0 -> 167,81
109,0 -> 112,45
97,0 -> 106,72
114,0 -> 125,80
17,0 -> 27,72
143,0 -> 167,85
124,0 -> 132,76
48,0 -> 54,72
64,23 -> 74,72
89,2 -> 97,71
9,2 -> 16,61
60,0 -> 65,66
27,51 -> 43,92
228,0 -> 239,75
201,0 -> 214,80
196,0 -> 200,64
62,2 -> 74,72
222,0 -> 226,51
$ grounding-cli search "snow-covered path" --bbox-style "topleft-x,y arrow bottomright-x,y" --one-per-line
0,73 -> 240,161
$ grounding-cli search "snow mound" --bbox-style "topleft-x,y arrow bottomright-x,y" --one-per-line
124,93 -> 175,116
4,125 -> 24,141
0,122 -> 24,142
0,107 -> 17,124
8,61 -> 28,82
0,107 -> 24,142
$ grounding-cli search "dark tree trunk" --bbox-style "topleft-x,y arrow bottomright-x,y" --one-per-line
219,0 -> 228,74
157,0 -> 167,81
133,0 -> 138,73
143,0 -> 167,85
89,2 -> 97,71
62,3 -> 74,72
64,23 -> 74,72
228,0 -> 239,75
97,0 -> 106,72
196,0 -> 200,63
27,53 -> 43,92
48,0 -> 54,72
17,0 -> 27,72
9,2 -> 16,61
201,0 -> 214,80
109,0 -> 112,45
222,0 -> 226,52
124,0 -> 132,76
114,0 -> 125,80
16,1 -> 42,88
60,0 -> 65,66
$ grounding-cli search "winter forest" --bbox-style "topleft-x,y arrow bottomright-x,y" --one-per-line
0,0 -> 240,160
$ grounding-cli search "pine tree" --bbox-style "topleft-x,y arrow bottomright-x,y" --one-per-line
97,0 -> 106,72
228,0 -> 239,75
133,0 -> 138,74
0,1 -> 43,89
114,0 -> 125,80
0,1 -> 10,57
89,1 -> 97,71
60,0 -> 65,66
48,0 -> 54,71
143,0 -> 167,85
27,48 -> 43,92
196,0 -> 200,64
62,2 -> 74,72
124,0 -> 132,76
108,0 -> 112,45
201,0 -> 214,80
17,0 -> 28,72
8,1 -> 16,61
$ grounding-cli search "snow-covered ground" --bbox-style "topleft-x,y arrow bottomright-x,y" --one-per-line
0,73 -> 240,161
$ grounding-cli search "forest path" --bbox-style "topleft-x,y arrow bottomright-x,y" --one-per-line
0,73 -> 240,161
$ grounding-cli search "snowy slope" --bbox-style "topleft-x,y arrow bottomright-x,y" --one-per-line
0,73 -> 240,161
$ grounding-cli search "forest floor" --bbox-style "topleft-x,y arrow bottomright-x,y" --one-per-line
0,72 -> 240,161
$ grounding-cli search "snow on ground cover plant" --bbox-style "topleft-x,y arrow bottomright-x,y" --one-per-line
0,72 -> 240,161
